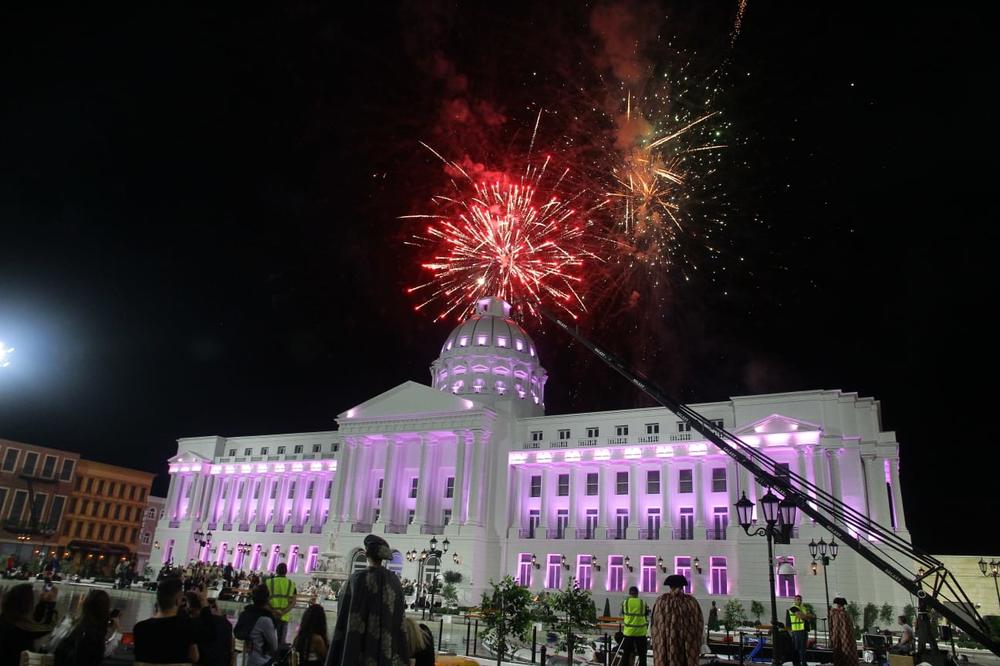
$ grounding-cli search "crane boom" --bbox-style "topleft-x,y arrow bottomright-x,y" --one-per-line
541,309 -> 999,656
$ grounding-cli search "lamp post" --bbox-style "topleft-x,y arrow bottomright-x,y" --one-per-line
979,558 -> 1000,609
736,489 -> 797,666
809,536 -> 839,640
192,529 -> 212,562
411,537 -> 451,619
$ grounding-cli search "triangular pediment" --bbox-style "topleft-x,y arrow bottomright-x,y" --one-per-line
733,413 -> 821,436
167,451 -> 213,464
338,380 -> 480,420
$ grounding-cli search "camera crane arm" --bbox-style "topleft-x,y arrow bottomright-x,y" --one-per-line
540,308 -> 999,656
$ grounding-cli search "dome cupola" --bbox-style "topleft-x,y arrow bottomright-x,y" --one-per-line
430,297 -> 547,415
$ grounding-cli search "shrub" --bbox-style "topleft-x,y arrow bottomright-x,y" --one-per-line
846,602 -> 862,638
443,570 -> 463,584
879,603 -> 894,627
723,600 -> 748,631
863,603 -> 879,631
902,604 -> 916,626
750,601 -> 766,626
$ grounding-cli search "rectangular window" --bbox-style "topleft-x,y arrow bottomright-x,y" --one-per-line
41,456 -> 57,478
777,556 -> 797,597
260,447 -> 268,455
86,523 -> 95,539
277,446 -> 286,455
557,474 -> 569,496
294,445 -> 303,454
2,449 -> 19,472
586,427 -> 600,438
85,478 -> 93,493
98,524 -> 107,540
528,509 -> 540,538
615,508 -> 629,539
119,483 -> 126,498
325,481 -> 332,499
712,467 -> 727,493
306,480 -> 315,499
616,471 -> 629,495
677,422 -> 691,432
376,478 -> 383,499
675,557 -> 693,593
679,507 -> 694,540
711,557 -> 728,595
409,477 -> 419,499
585,509 -> 598,538
114,504 -> 121,520
98,480 -> 107,496
228,449 -> 236,457
546,554 -> 562,589
558,429 -> 570,440
641,555 -> 658,594
577,554 -> 593,590
678,469 -> 693,493
586,473 -> 598,496
647,470 -> 660,494
615,425 -> 628,437
443,508 -> 452,525
8,489 -> 27,522
141,532 -> 152,545
0,488 -> 7,518
102,503 -> 110,518
530,475 -> 542,498
68,497 -> 77,514
710,419 -> 724,429
608,555 -> 625,592
556,509 -> 568,538
22,452 -> 39,476
713,507 -> 729,537
645,423 -> 660,435
244,448 -> 252,456
313,443 -> 322,453
59,459 -> 74,481
517,553 -> 533,586
531,431 -> 544,442
646,508 -> 661,539
286,481 -> 296,499
130,527 -> 137,543
445,477 -> 455,498
407,509 -> 415,524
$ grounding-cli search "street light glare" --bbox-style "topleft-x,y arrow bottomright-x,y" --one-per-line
0,340 -> 13,367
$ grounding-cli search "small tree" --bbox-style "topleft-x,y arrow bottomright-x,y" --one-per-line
902,604 -> 916,627
480,576 -> 535,666
750,601 -> 766,626
879,603 -> 895,627
442,582 -> 459,606
846,602 -> 862,638
863,603 -> 879,631
443,570 -> 463,584
536,578 -> 598,657
724,600 -> 748,631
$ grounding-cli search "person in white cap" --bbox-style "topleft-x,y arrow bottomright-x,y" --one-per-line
650,574 -> 703,666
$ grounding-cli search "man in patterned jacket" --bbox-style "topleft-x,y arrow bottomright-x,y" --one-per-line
649,574 -> 704,666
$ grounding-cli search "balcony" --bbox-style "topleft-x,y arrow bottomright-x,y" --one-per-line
522,442 -> 540,450
638,434 -> 659,443
310,524 -> 323,534
706,528 -> 727,541
256,524 -> 267,532
578,438 -> 598,447
273,524 -> 285,533
222,522 -> 232,531
517,528 -> 536,539
606,528 -> 628,540
669,433 -> 692,442
385,524 -> 408,534
608,436 -> 628,445
420,524 -> 444,535
290,525 -> 304,534
672,529 -> 694,541
351,522 -> 372,533
638,528 -> 660,540
575,528 -> 596,540
549,440 -> 568,448
546,528 -> 566,539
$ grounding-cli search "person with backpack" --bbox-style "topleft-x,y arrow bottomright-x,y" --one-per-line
235,584 -> 279,666
53,589 -> 121,666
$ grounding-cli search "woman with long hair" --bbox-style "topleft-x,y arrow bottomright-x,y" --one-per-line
294,604 -> 329,666
0,582 -> 59,664
402,617 -> 434,666
54,589 -> 121,666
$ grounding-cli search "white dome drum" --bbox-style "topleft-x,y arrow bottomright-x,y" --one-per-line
430,297 -> 547,414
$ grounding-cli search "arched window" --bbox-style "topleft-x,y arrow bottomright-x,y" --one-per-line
351,550 -> 368,575
424,555 -> 441,585
388,550 -> 403,577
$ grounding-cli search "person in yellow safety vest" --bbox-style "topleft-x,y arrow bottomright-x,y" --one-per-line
266,562 -> 297,644
621,586 -> 649,666
786,594 -> 813,666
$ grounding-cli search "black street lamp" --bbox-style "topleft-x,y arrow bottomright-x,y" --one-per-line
736,490 -> 797,666
809,537 -> 838,645
413,536 -> 452,619
193,529 -> 213,548
979,558 -> 1000,609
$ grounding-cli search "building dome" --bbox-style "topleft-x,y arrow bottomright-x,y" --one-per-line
430,297 -> 547,413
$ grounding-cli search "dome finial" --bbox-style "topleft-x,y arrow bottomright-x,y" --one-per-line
476,296 -> 511,318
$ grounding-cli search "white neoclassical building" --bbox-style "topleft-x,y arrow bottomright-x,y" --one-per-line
154,297 -> 914,613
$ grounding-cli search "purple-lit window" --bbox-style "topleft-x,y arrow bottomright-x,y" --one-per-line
376,478 -> 383,499
445,477 -> 455,498
163,539 -> 174,565
675,557 -> 693,593
556,509 -> 568,538
270,482 -> 278,499
546,554 -> 562,589
777,556 -> 797,597
528,510 -> 540,537
476,335 -> 487,346
679,469 -> 693,493
646,508 -> 661,538
679,508 -> 694,539
287,482 -> 295,499
530,475 -> 541,497
616,472 -> 629,495
577,554 -> 593,590
459,336 -> 468,347
711,468 -> 727,492
253,481 -> 261,499
497,337 -> 507,347
710,557 -> 728,595
586,473 -> 598,495
409,478 -> 419,499
372,508 -> 380,524
647,470 -> 660,494
713,507 -> 729,535
608,556 -> 625,591
306,481 -> 314,499
325,481 -> 332,499
558,474 -> 569,496
515,339 -> 524,351
615,509 -> 629,539
585,509 -> 598,538
517,553 -> 533,586
249,545 -> 263,571
641,556 -> 658,593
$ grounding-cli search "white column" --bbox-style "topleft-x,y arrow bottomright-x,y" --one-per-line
290,474 -> 309,528
222,477 -> 238,526
509,465 -> 523,534
207,477 -> 223,525
660,461 -> 672,538
255,477 -> 271,527
827,449 -> 843,526
726,460 -> 738,530
451,433 -> 467,525
165,474 -> 180,521
693,460 -> 705,529
626,462 -> 640,538
567,466 -> 579,531
888,458 -> 907,531
350,443 -> 373,525
240,478 -> 256,527
811,447 -> 828,498
466,432 -> 485,526
538,468 -> 551,533
413,437 -> 434,527
330,439 -> 353,522
377,441 -> 400,527
796,450 -> 809,525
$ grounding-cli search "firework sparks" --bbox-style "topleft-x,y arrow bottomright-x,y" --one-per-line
405,148 -> 600,322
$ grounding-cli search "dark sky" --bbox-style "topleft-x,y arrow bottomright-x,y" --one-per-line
1,2 -> 997,555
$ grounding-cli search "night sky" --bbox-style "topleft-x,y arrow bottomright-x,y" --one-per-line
1,3 -> 997,554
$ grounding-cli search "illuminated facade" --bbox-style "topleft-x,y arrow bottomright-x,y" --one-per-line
155,297 -> 912,611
